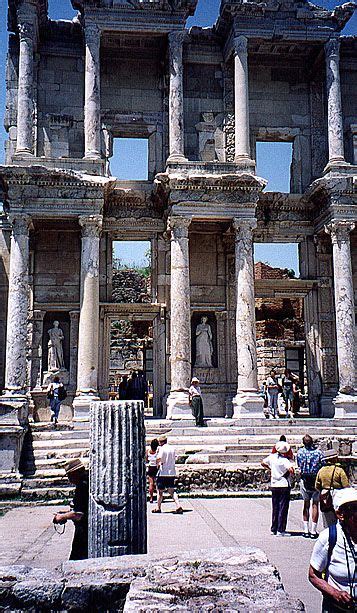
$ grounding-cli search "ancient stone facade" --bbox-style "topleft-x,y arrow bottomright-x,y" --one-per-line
1,0 -> 357,431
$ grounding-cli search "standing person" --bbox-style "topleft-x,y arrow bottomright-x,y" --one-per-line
272,435 -> 294,461
146,438 -> 159,503
47,376 -> 66,425
152,435 -> 183,515
292,378 -> 301,415
189,377 -> 205,427
266,370 -> 280,419
261,441 -> 295,536
138,370 -> 148,405
282,369 -> 294,416
118,375 -> 128,400
53,458 -> 89,560
315,449 -> 350,528
297,434 -> 325,538
309,487 -> 357,612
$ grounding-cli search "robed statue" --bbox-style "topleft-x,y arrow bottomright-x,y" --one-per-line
194,316 -> 213,368
48,321 -> 65,371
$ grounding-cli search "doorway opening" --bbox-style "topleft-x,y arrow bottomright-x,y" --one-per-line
112,240 -> 151,303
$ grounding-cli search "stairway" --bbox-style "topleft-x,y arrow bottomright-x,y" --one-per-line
18,417 -> 357,500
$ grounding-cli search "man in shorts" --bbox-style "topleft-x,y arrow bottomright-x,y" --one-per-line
297,434 -> 325,538
152,435 -> 183,515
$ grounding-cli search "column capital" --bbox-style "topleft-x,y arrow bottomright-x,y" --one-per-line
325,37 -> 340,59
325,220 -> 355,244
8,213 -> 32,236
85,22 -> 100,45
168,30 -> 186,53
31,309 -> 45,321
232,218 -> 257,240
168,215 -> 191,238
233,35 -> 248,57
69,310 -> 80,321
79,214 -> 103,238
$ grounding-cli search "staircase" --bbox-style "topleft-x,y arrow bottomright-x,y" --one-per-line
18,417 -> 357,500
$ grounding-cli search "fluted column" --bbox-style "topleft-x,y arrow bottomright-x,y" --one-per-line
233,37 -> 254,170
166,216 -> 191,418
84,23 -> 101,159
325,221 -> 356,394
16,4 -> 36,155
167,31 -> 186,163
4,214 -> 31,395
73,215 -> 102,419
325,38 -> 345,165
232,218 -> 263,417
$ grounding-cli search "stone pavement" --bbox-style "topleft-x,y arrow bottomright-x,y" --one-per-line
0,498 -> 322,611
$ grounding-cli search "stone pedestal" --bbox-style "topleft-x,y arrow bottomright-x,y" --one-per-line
167,31 -> 186,163
73,216 -> 102,420
166,216 -> 192,419
325,38 -> 345,166
232,219 -> 264,418
89,400 -> 147,557
233,37 -> 255,171
333,393 -> 357,418
42,368 -> 69,387
84,24 -> 101,159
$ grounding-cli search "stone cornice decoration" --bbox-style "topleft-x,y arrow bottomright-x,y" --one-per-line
0,164 -> 111,191
232,217 -> 257,241
8,212 -> 32,236
79,214 -> 103,237
325,220 -> 355,244
72,0 -> 198,15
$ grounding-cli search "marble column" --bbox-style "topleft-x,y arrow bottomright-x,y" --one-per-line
233,37 -> 254,170
69,310 -> 80,392
166,216 -> 192,419
325,38 -> 345,165
325,222 -> 356,407
16,9 -> 36,155
89,400 -> 147,557
232,218 -> 263,417
73,215 -> 102,420
4,214 -> 31,397
84,23 -> 101,159
29,309 -> 45,390
167,31 -> 186,163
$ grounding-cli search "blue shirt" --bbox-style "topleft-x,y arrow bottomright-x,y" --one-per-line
297,446 -> 325,475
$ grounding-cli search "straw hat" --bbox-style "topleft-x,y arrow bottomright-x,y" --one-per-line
158,434 -> 168,444
275,442 -> 291,454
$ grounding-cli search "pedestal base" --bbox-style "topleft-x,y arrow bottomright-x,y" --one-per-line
166,390 -> 192,420
333,393 -> 357,418
73,393 -> 100,422
0,395 -> 29,473
42,368 -> 69,387
232,391 -> 265,418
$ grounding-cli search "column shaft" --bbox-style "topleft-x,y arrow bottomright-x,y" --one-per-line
325,38 -> 345,164
168,31 -> 186,162
84,24 -> 101,159
326,221 -> 356,393
4,215 -> 31,394
16,21 -> 35,154
233,36 -> 251,163
76,216 -> 102,395
169,216 -> 191,391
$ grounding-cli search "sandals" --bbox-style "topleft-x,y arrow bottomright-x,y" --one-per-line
152,508 -> 161,513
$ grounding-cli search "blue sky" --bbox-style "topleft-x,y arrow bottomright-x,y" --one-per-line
0,0 -> 356,271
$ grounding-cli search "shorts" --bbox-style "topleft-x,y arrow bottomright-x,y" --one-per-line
148,466 -> 158,478
156,476 -> 175,490
300,481 -> 320,503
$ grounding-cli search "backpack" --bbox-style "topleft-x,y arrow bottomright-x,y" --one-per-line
58,385 -> 67,401
323,523 -> 337,580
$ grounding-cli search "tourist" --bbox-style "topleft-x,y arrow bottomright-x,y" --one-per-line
292,378 -> 302,415
189,377 -> 205,427
46,376 -> 66,425
315,450 -> 349,528
152,435 -> 183,515
126,371 -> 141,400
309,487 -> 357,611
138,370 -> 148,405
266,369 -> 280,419
281,369 -> 295,416
297,435 -> 325,538
53,458 -> 89,560
272,435 -> 294,460
118,375 -> 128,400
146,438 -> 159,503
261,441 -> 295,536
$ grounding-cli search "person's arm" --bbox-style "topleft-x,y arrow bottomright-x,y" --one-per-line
315,471 -> 322,491
261,455 -> 271,470
339,468 -> 349,488
309,566 -> 352,606
53,510 -> 84,524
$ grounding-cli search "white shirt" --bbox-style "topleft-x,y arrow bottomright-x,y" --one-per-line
310,523 -> 356,599
147,449 -> 159,467
266,376 -> 278,390
262,453 -> 293,488
157,443 -> 176,477
189,384 -> 201,397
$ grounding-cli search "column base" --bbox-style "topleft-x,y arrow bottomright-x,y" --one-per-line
323,159 -> 350,173
166,390 -> 191,420
167,154 -> 188,164
0,394 -> 29,474
232,391 -> 265,419
1,393 -> 29,426
233,155 -> 255,173
73,393 -> 100,422
333,392 -> 357,418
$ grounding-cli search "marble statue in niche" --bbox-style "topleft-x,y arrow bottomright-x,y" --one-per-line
195,316 -> 213,368
48,320 -> 65,371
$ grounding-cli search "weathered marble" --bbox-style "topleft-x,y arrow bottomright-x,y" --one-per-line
89,400 -> 147,557
84,24 -> 101,159
232,219 -> 264,417
15,3 -> 36,156
233,37 -> 254,170
325,38 -> 345,165
166,216 -> 192,418
168,31 -> 186,162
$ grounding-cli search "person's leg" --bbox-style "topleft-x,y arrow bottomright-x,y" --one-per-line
311,499 -> 319,536
271,489 -> 279,534
168,488 -> 183,512
50,398 -> 55,420
148,476 -> 154,502
272,392 -> 278,418
54,400 -> 61,422
154,488 -> 164,512
303,499 -> 310,535
278,488 -> 290,533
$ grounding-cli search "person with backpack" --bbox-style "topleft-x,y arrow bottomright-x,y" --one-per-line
315,449 -> 350,528
309,487 -> 357,612
47,376 -> 67,425
297,434 -> 325,538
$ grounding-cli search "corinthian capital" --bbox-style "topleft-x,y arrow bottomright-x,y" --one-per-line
79,214 -> 103,238
168,30 -> 186,56
168,215 -> 191,239
325,37 -> 340,59
232,217 -> 256,241
85,22 -> 100,46
325,220 -> 355,244
233,36 -> 248,57
8,213 -> 32,236
18,21 -> 35,41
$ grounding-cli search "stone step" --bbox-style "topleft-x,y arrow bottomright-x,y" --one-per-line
32,438 -> 88,450
20,486 -> 75,500
31,429 -> 90,441
32,448 -> 89,461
